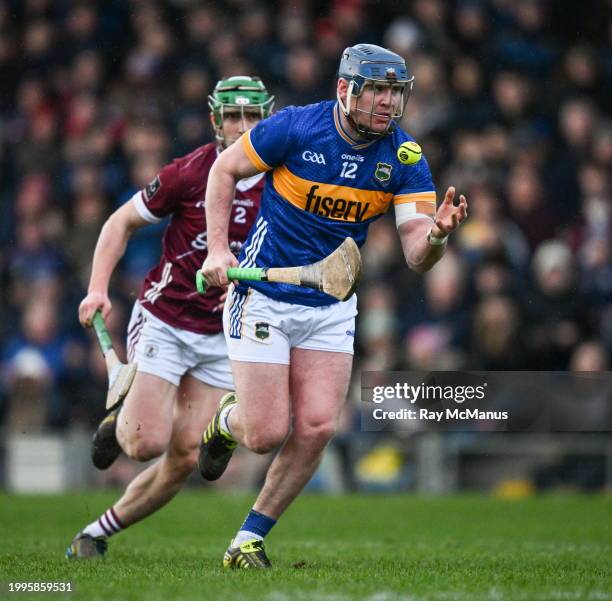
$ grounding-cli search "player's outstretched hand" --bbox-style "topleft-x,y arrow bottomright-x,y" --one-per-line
200,247 -> 239,288
431,186 -> 468,238
79,291 -> 111,328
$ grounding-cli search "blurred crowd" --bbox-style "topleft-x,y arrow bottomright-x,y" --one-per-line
0,0 -> 611,432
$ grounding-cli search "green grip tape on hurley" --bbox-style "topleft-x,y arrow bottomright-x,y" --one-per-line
226,267 -> 265,282
196,271 -> 207,295
196,267 -> 266,295
92,311 -> 113,355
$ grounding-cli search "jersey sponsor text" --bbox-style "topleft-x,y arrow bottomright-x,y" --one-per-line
305,185 -> 370,222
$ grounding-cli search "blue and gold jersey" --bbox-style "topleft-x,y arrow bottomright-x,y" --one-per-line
238,100 -> 436,306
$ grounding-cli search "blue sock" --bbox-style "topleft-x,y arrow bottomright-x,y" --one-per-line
234,510 -> 277,545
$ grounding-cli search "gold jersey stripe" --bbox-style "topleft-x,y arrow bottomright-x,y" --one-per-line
272,165 -> 394,223
414,200 -> 436,216
393,191 -> 437,205
242,131 -> 273,172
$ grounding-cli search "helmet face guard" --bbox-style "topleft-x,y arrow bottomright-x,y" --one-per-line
208,76 -> 275,147
337,45 -> 414,140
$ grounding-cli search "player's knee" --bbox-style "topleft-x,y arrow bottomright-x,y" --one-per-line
244,427 -> 287,454
295,420 -> 337,450
123,432 -> 168,462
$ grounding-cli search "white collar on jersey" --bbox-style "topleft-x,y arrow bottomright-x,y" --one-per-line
236,172 -> 265,191
215,144 -> 265,191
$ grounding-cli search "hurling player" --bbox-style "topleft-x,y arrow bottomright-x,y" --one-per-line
199,45 -> 468,568
67,77 -> 274,558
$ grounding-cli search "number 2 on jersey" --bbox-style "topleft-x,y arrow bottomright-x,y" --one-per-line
233,206 -> 247,223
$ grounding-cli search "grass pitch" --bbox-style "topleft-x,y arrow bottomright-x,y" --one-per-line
0,492 -> 610,601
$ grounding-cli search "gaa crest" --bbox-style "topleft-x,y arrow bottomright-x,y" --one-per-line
374,162 -> 392,183
255,322 -> 270,340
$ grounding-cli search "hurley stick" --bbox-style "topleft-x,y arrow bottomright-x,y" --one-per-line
92,311 -> 137,410
196,237 -> 361,301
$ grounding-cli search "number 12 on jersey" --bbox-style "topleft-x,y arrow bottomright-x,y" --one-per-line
340,161 -> 358,179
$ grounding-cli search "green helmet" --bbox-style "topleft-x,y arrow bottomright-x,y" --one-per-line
208,75 -> 274,145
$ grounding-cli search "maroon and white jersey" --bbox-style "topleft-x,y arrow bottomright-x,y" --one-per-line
132,142 -> 263,334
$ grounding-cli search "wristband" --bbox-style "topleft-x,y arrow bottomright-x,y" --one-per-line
427,227 -> 448,246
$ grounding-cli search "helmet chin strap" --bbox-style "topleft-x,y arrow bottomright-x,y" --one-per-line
337,81 -> 397,141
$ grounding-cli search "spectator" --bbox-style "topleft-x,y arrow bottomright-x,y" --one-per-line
524,240 -> 594,369
570,341 -> 609,372
470,294 -> 525,370
506,163 -> 558,250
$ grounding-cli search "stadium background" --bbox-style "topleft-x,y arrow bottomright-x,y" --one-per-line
0,0 -> 610,494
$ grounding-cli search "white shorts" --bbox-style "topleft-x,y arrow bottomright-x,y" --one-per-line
127,301 -> 233,389
223,286 -> 358,365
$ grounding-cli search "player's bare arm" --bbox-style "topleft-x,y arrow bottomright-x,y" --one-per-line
201,135 -> 262,287
398,186 -> 468,273
79,201 -> 149,327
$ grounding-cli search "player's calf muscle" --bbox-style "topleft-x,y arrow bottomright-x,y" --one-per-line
161,447 -> 199,481
166,431 -> 202,475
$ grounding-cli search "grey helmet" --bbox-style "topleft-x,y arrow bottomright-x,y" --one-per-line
337,44 -> 414,139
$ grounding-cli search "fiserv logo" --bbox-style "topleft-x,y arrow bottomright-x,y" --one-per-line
305,185 -> 370,222
302,150 -> 326,165
272,165 -> 393,223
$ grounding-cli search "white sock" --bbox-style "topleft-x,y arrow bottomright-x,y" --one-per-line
233,530 -> 263,546
82,508 -> 126,539
219,405 -> 235,438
